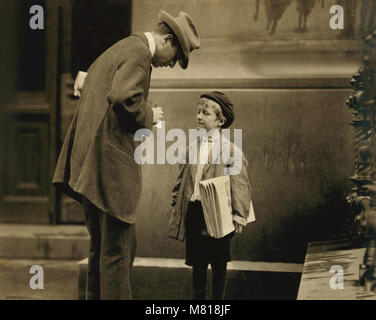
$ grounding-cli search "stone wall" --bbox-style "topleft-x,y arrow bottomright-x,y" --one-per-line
129,0 -> 366,262
134,88 -> 353,262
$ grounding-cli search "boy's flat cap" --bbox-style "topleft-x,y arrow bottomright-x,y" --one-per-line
201,91 -> 234,128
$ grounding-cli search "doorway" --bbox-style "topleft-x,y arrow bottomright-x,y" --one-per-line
0,0 -> 132,224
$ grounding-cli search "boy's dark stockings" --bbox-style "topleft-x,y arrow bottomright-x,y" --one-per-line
192,261 -> 227,300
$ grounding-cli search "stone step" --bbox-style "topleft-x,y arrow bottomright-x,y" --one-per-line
0,224 -> 303,299
0,257 -> 302,300
0,223 -> 89,259
0,258 -> 80,300
79,257 -> 302,300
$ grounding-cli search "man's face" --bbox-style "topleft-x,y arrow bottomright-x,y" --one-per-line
196,98 -> 223,130
152,34 -> 180,68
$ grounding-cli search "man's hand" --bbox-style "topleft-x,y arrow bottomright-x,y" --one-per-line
152,106 -> 164,125
234,221 -> 244,234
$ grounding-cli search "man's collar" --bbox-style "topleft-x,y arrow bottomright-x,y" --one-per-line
144,32 -> 156,59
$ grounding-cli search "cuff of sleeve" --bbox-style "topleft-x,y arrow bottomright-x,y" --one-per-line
144,102 -> 154,130
233,214 -> 247,227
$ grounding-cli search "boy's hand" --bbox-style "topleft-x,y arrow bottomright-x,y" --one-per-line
234,221 -> 243,234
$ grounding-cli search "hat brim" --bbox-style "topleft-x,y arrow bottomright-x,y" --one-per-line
159,11 -> 189,69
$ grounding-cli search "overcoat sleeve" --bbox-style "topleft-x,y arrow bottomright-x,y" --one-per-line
229,150 -> 252,227
107,51 -> 153,130
171,163 -> 186,208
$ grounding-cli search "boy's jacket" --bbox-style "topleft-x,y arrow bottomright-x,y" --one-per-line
168,135 -> 252,241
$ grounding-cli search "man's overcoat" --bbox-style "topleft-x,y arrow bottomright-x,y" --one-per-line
53,32 -> 153,223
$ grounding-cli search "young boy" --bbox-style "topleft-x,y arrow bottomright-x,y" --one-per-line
168,91 -> 253,300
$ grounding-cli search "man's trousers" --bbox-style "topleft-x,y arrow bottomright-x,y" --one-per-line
82,198 -> 136,300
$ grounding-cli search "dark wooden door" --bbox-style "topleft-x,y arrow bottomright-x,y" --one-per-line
0,0 -> 132,224
0,0 -> 51,223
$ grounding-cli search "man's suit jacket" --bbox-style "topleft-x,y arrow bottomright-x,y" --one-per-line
168,136 -> 252,241
53,32 -> 153,224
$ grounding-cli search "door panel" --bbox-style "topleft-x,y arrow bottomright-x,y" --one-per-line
0,94 -> 50,223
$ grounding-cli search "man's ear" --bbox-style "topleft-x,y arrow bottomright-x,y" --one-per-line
162,33 -> 173,44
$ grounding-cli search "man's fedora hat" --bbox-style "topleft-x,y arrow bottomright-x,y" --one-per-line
159,10 -> 200,69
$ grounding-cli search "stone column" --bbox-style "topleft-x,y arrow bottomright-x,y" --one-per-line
348,31 -> 376,292
347,60 -> 372,247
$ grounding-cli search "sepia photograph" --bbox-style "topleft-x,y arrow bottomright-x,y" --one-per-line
0,0 -> 376,307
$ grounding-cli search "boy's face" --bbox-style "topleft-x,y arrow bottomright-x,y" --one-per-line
196,98 -> 224,130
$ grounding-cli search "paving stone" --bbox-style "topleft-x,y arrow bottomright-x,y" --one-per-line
0,259 -> 79,300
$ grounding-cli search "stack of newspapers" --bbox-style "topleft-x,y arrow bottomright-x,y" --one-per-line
199,175 -> 235,239
199,175 -> 255,239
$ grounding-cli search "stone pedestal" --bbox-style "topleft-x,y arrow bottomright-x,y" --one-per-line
298,239 -> 376,300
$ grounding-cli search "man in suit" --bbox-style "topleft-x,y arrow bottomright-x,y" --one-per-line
53,10 -> 200,300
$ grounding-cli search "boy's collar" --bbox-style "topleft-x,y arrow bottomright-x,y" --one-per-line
199,129 -> 222,143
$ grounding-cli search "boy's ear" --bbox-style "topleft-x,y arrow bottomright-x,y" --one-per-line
218,116 -> 226,128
